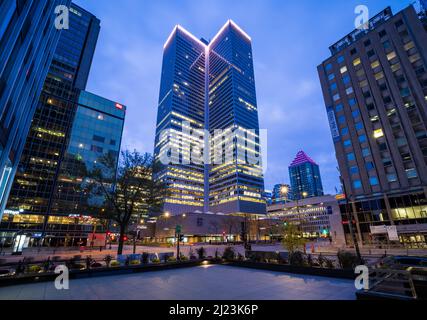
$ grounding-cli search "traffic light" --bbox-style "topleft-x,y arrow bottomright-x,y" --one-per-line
179,234 -> 185,242
122,235 -> 128,242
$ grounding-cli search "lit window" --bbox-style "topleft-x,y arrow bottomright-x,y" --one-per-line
349,98 -> 357,106
343,75 -> 351,85
358,134 -> 367,143
404,42 -> 415,51
344,140 -> 352,148
353,58 -> 361,66
333,94 -> 340,101
346,87 -> 354,95
387,174 -> 397,183
366,162 -> 375,171
371,60 -> 380,69
406,168 -> 418,179
353,180 -> 362,189
375,72 -> 384,80
340,66 -> 348,74
409,54 -> 420,63
373,129 -> 384,139
386,52 -> 396,61
362,148 -> 371,157
369,177 -> 379,186
347,153 -> 356,161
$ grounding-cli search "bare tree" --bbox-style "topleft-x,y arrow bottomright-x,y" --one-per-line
88,150 -> 168,255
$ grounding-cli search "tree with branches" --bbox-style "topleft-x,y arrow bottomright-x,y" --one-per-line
281,223 -> 308,256
87,150 -> 169,255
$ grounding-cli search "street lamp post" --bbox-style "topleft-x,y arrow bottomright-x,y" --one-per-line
339,175 -> 362,264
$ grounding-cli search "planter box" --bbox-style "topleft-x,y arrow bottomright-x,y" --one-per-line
0,260 -> 211,288
223,261 -> 355,279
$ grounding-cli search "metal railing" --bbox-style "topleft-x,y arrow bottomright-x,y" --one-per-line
365,268 -> 418,299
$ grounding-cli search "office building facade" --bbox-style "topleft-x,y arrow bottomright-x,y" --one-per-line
289,151 -> 324,200
0,0 -> 70,219
267,195 -> 346,246
1,4 -> 125,247
154,21 -> 266,216
318,5 -> 427,247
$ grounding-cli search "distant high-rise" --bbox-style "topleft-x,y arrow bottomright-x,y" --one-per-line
154,21 -> 266,216
289,151 -> 324,200
318,5 -> 427,247
0,0 -> 70,218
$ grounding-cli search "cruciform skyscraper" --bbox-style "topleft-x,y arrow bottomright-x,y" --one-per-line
154,20 -> 266,216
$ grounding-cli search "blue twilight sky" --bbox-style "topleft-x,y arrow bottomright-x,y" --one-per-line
74,0 -> 411,194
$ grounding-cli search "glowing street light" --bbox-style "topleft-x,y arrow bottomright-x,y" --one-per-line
280,186 -> 289,195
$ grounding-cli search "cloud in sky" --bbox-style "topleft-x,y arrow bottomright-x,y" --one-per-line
74,0 -> 411,194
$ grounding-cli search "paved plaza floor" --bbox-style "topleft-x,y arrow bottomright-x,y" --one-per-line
0,265 -> 356,300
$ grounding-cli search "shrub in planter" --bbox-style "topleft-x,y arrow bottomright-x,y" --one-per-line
196,247 -> 206,260
130,260 -> 141,266
337,250 -> 361,270
325,258 -> 335,269
28,265 -> 42,273
222,247 -> 236,261
179,253 -> 188,261
317,253 -> 326,268
289,251 -> 306,267
151,258 -> 160,264
167,256 -> 177,263
110,261 -> 121,267
237,253 -> 244,261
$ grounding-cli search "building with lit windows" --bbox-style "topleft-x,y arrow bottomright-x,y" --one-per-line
267,195 -> 346,246
0,0 -> 70,220
1,4 -> 125,247
154,20 -> 266,216
289,151 -> 324,200
318,5 -> 427,248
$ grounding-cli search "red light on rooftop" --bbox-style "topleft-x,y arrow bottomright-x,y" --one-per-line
115,103 -> 124,110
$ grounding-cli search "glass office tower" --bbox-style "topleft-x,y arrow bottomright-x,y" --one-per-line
1,3 -> 116,247
289,151 -> 324,200
0,0 -> 70,219
155,21 -> 266,216
318,5 -> 427,247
